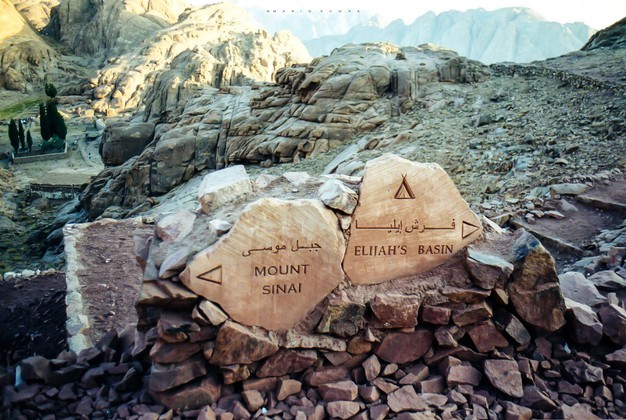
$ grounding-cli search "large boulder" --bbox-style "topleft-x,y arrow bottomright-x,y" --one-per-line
100,123 -> 155,166
507,230 -> 566,332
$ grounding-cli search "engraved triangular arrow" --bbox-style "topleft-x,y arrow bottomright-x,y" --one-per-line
462,221 -> 480,239
394,175 -> 415,199
197,265 -> 222,285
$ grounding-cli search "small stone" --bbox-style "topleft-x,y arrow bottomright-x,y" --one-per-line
305,367 -> 350,387
198,166 -> 252,215
157,311 -> 200,343
544,210 -> 565,219
421,305 -> 451,325
231,401 -> 251,419
371,377 -> 399,394
443,287 -> 491,303
57,383 -> 77,401
375,329 -> 433,364
150,340 -> 201,364
560,403 -> 600,419
256,349 -> 318,378
155,211 -> 196,242
417,375 -> 446,393
520,385 -> 557,411
452,301 -> 493,326
564,299 -> 603,345
493,308 -> 531,347
241,390 -> 264,412
362,354 -> 381,381
467,321 -> 508,353
347,336 -> 372,354
370,404 -> 390,420
605,347 -> 626,367
255,173 -> 278,188
420,393 -> 448,407
150,356 -> 207,393
435,325 -> 463,347
319,380 -> 358,402
153,375 -> 221,411
587,270 -> 626,290
283,171 -> 311,186
317,296 -> 366,337
197,300 -> 228,326
75,396 -> 93,416
208,219 -> 232,235
326,401 -> 361,419
221,364 -> 250,384
446,365 -> 482,387
599,304 -> 626,345
317,179 -> 358,214
359,385 -> 380,403
243,377 -> 278,393
370,293 -> 421,328
484,359 -> 523,398
159,248 -> 189,278
19,356 -> 52,383
387,385 -> 427,413
466,247 -> 513,289
562,360 -> 604,384
559,272 -> 607,307
210,321 -> 279,365
549,183 -> 591,195
501,401 -> 532,420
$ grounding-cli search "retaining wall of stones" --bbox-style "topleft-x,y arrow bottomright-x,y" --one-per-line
133,216 -> 626,417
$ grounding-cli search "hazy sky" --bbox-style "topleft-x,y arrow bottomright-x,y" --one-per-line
189,0 -> 625,30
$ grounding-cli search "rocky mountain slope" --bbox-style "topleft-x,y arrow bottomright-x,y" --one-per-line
79,2 -> 310,117
0,0 -> 58,92
80,43 -> 488,218
583,16 -> 626,50
10,0 -> 59,30
305,7 -> 595,64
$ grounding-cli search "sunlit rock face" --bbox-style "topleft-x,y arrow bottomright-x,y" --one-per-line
0,0 -> 58,92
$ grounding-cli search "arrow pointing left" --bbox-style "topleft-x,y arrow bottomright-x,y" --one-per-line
197,265 -> 222,285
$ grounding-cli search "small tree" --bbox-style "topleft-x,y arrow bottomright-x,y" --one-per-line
46,101 -> 58,138
18,119 -> 25,150
55,111 -> 67,140
45,83 -> 57,99
8,119 -> 19,153
26,130 -> 33,151
39,102 -> 51,141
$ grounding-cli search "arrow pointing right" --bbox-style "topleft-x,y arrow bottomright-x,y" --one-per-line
462,221 -> 480,239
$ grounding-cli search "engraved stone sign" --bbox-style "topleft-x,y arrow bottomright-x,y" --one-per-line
343,154 -> 483,284
180,198 -> 346,330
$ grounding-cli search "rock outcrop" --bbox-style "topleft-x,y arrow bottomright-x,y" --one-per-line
80,43 -> 487,219
0,0 -> 58,92
53,2 -> 310,116
582,16 -> 626,50
10,0 -> 59,30
47,0 -> 187,58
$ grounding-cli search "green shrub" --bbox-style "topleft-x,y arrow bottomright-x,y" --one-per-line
41,135 -> 64,153
45,83 -> 57,99
8,119 -> 19,153
39,102 -> 50,141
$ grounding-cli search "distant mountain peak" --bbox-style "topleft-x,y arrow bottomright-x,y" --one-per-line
304,7 -> 596,64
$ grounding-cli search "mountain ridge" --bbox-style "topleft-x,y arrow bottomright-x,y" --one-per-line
304,7 -> 596,64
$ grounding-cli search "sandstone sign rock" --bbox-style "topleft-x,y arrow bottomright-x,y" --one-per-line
180,198 -> 345,330
343,154 -> 482,284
